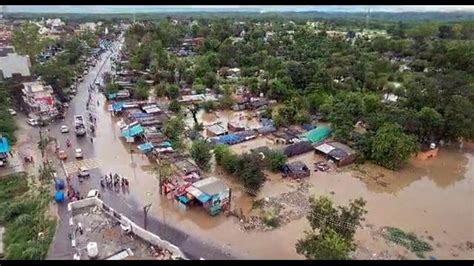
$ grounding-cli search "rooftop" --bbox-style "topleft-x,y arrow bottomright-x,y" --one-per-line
0,52 -> 31,79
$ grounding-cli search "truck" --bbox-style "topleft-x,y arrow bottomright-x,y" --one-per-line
74,115 -> 86,137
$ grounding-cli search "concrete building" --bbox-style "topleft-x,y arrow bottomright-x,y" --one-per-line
21,81 -> 57,117
0,48 -> 31,81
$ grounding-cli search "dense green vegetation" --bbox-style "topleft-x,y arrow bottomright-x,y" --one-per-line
0,174 -> 57,260
0,84 -> 17,144
296,196 -> 367,260
382,227 -> 433,258
123,16 -> 473,171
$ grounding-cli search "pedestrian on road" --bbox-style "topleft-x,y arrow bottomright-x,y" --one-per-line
90,137 -> 94,143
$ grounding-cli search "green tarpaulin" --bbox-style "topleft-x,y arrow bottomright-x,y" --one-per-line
302,127 -> 331,144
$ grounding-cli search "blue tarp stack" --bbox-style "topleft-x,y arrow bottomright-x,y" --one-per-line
211,134 -> 243,145
0,137 -> 10,154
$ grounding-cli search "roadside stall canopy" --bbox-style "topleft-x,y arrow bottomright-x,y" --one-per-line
137,142 -> 154,153
121,124 -> 144,138
185,186 -> 211,204
0,137 -> 10,153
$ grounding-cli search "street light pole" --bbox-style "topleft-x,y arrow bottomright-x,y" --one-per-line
143,203 -> 152,230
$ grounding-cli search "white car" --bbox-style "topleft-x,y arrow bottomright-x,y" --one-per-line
8,109 -> 17,116
78,167 -> 89,177
61,125 -> 69,133
75,148 -> 83,159
26,118 -> 38,126
87,189 -> 100,198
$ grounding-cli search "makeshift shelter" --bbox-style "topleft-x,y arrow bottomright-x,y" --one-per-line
282,141 -> 314,158
206,124 -> 227,137
257,125 -> 276,135
271,131 -> 299,145
186,177 -> 230,216
301,127 -> 331,144
227,122 -> 246,132
174,159 -> 201,176
314,141 -> 356,167
283,161 -> 310,179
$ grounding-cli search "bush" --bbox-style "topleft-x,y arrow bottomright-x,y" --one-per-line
264,150 -> 287,172
201,100 -> 217,113
190,140 -> 213,171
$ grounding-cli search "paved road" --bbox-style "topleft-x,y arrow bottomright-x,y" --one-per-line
46,38 -> 238,260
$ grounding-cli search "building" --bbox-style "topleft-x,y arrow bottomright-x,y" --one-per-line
282,141 -> 314,158
21,81 -> 57,118
282,161 -> 310,179
206,124 -> 227,137
185,177 -> 231,216
0,49 -> 31,81
314,141 -> 357,167
68,197 -> 186,260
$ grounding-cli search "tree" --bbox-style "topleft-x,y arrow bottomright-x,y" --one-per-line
237,152 -> 266,195
11,22 -> 43,61
203,71 -> 217,89
415,107 -> 444,142
201,100 -> 217,113
296,196 -> 367,260
220,85 -> 235,109
168,99 -> 181,114
264,150 -> 287,172
190,140 -> 212,171
133,82 -> 150,100
296,229 -> 352,260
370,123 -> 418,170
166,84 -> 180,100
162,116 -> 186,150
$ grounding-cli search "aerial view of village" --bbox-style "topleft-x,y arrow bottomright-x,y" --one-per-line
0,4 -> 472,261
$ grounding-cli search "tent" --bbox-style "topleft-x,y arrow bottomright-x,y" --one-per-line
0,137 -> 10,153
302,127 -> 331,144
55,191 -> 65,203
283,141 -> 314,157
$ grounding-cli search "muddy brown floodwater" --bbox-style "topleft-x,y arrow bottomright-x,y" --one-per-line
94,100 -> 473,259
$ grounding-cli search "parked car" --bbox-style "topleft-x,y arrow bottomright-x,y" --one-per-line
61,125 -> 69,133
8,108 -> 17,116
75,148 -> 83,159
58,150 -> 67,161
86,189 -> 100,198
26,118 -> 38,127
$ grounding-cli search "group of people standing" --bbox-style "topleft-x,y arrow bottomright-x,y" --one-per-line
100,173 -> 130,193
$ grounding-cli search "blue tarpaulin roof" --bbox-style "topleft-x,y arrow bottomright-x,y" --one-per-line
0,137 -> 10,153
122,125 -> 144,138
112,102 -> 123,112
212,134 -> 243,145
302,123 -> 314,131
108,93 -> 117,100
138,142 -> 154,152
132,112 -> 152,119
178,195 -> 189,204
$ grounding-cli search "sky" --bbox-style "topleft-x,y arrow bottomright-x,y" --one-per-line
5,5 -> 474,14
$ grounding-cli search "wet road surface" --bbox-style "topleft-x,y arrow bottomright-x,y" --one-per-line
45,39 -> 237,260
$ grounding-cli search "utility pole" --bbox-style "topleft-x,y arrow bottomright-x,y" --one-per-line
143,203 -> 152,230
